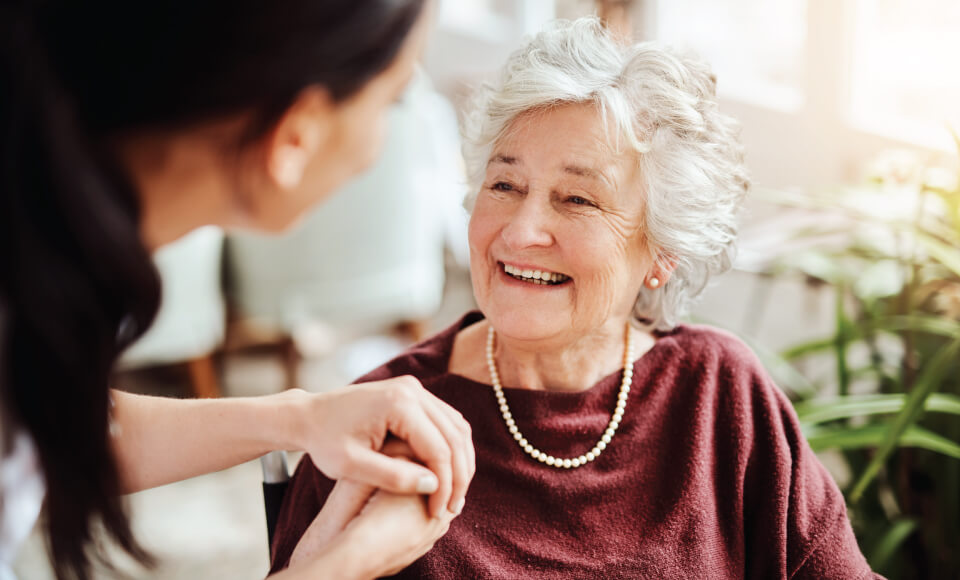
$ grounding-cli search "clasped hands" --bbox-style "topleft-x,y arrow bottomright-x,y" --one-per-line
290,440 -> 448,577
280,375 -> 475,578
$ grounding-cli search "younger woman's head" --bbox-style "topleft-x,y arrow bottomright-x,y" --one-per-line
64,0 -> 433,241
0,1 -> 428,578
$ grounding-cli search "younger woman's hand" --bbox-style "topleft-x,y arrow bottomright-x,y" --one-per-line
283,376 -> 474,518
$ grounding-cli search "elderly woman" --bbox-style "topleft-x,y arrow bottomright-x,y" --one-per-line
269,18 -> 878,579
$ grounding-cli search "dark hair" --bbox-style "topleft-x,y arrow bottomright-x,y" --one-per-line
0,0 -> 425,578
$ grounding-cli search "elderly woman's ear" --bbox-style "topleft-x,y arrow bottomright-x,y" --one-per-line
645,254 -> 678,289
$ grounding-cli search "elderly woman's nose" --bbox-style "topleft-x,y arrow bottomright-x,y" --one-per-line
500,198 -> 554,249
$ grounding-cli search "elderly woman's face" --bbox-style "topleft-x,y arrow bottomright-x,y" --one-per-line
469,103 -> 653,343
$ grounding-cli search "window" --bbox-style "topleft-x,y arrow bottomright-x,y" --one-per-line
848,0 -> 960,149
652,0 -> 807,111
437,0 -> 556,40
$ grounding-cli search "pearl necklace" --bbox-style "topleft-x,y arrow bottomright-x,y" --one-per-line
485,324 -> 634,469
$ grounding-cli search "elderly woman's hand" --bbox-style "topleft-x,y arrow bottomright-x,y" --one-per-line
288,441 -> 455,578
281,379 -> 474,518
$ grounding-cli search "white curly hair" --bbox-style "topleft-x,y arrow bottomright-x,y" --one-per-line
461,17 -> 749,330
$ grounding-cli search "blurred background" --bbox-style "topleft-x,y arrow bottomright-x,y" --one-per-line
15,0 -> 960,578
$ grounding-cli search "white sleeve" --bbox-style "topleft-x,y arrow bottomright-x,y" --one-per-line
0,432 -> 46,577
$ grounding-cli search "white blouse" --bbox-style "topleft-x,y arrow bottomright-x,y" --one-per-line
0,432 -> 45,580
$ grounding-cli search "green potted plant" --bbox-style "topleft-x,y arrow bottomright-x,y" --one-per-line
759,137 -> 960,579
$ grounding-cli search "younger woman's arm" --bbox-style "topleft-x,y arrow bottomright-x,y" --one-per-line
109,376 -> 473,517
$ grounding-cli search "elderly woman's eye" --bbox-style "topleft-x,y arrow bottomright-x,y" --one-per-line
567,195 -> 595,207
491,182 -> 515,192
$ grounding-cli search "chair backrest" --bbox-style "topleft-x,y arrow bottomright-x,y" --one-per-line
260,450 -> 291,550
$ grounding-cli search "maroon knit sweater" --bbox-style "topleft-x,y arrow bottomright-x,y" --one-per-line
271,312 -> 880,579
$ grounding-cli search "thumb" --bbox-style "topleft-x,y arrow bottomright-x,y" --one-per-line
346,448 -> 439,495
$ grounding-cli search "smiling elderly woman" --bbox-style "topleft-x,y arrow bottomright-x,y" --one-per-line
269,18 -> 880,579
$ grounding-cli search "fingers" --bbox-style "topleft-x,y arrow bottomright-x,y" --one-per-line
383,376 -> 474,518
316,375 -> 475,519
391,399 -> 453,518
350,489 -> 455,577
419,392 -> 474,515
379,514 -> 453,576
341,445 -> 439,496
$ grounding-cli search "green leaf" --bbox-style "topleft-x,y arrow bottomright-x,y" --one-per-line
849,337 -> 960,502
835,284 -> 851,397
852,260 -> 905,300
806,424 -> 960,459
915,231 -> 960,279
781,337 -> 837,360
870,315 -> 960,339
781,313 -> 960,364
797,393 -> 960,425
867,518 -> 918,573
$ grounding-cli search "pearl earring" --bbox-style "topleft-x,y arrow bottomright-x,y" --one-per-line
648,277 -> 660,289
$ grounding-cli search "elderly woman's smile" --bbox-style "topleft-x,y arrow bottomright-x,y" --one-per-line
500,262 -> 570,285
468,103 -> 654,346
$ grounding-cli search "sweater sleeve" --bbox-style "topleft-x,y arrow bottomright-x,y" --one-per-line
733,349 -> 880,579
777,416 -> 878,579
790,507 -> 884,579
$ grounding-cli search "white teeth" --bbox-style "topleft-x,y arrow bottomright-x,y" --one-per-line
502,263 -> 569,284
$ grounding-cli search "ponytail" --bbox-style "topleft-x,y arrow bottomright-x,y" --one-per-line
1,2 -> 159,578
